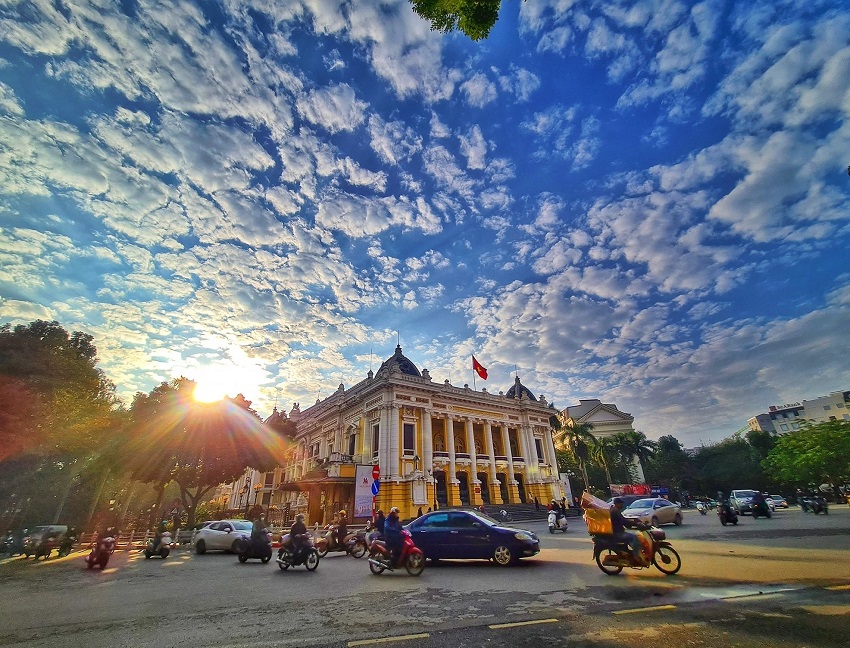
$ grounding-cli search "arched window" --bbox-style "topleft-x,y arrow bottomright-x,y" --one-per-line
474,438 -> 483,455
434,433 -> 445,452
455,437 -> 466,453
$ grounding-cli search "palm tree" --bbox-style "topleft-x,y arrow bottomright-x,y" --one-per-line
550,415 -> 596,491
614,430 -> 657,483
592,436 -> 617,488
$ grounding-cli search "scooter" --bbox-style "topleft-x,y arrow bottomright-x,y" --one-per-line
276,533 -> 319,571
144,531 -> 172,559
85,533 -> 116,569
547,510 -> 569,533
751,499 -> 772,519
801,496 -> 828,514
696,501 -> 707,515
368,530 -> 425,576
237,529 -> 273,563
57,533 -> 76,557
314,524 -> 368,558
718,501 -> 739,526
591,523 -> 681,576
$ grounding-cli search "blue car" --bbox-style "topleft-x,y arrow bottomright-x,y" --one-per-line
404,509 -> 540,566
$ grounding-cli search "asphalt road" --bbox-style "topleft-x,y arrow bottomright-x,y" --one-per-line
1,505 -> 848,648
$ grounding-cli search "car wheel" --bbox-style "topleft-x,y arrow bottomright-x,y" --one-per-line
195,540 -> 206,555
261,554 -> 271,564
305,549 -> 319,571
651,516 -> 659,527
231,539 -> 242,553
674,513 -> 682,526
493,545 -> 513,566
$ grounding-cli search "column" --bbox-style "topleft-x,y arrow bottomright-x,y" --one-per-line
501,425 -> 517,503
389,404 -> 400,479
466,418 -> 480,506
447,414 -> 457,506
485,421 -> 502,504
422,409 -> 434,507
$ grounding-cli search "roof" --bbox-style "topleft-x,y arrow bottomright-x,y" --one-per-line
505,375 -> 537,401
375,344 -> 421,378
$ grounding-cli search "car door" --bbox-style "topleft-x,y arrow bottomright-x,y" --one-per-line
655,500 -> 673,524
207,522 -> 230,550
446,512 -> 486,559
408,513 -> 451,559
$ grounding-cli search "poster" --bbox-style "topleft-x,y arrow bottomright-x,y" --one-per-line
354,464 -> 375,518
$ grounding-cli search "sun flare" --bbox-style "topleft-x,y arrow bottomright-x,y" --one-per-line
193,379 -> 229,403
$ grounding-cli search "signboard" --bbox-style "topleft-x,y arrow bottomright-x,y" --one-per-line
354,464 -> 376,518
371,480 -> 380,496
372,465 -> 380,480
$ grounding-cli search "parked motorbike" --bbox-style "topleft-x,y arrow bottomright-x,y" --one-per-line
85,534 -> 116,569
368,529 -> 425,576
547,510 -> 569,533
718,502 -> 739,526
314,524 -> 368,558
237,528 -> 273,563
696,501 -> 707,515
591,523 -> 681,576
144,531 -> 172,559
276,533 -> 319,571
2,531 -> 24,556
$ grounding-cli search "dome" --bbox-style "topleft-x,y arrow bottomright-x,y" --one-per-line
505,375 -> 537,401
375,344 -> 421,378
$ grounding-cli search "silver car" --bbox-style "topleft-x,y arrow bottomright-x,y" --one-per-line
193,520 -> 253,554
622,498 -> 683,526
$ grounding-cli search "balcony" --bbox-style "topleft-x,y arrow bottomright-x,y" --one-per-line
328,452 -> 354,464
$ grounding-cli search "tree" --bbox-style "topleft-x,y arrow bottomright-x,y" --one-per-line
409,0 -> 503,41
551,415 -> 596,491
644,435 -> 694,497
591,436 -> 618,488
122,378 -> 291,530
614,430 -> 657,482
762,420 -> 850,497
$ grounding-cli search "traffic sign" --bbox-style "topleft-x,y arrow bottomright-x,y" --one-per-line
372,465 -> 380,480
371,480 -> 380,496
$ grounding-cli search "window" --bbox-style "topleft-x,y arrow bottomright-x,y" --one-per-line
791,423 -> 800,430
348,433 -> 356,456
434,433 -> 445,452
403,422 -> 415,455
823,405 -> 831,410
844,414 -> 849,420
780,424 -> 788,431
837,403 -> 845,408
372,423 -> 379,458
535,438 -> 544,463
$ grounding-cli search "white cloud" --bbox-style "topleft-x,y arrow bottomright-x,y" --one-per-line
458,125 -> 487,170
460,72 -> 498,108
296,83 -> 368,133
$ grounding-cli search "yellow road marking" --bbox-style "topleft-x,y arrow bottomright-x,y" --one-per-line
826,584 -> 850,591
489,618 -> 559,629
720,592 -> 784,602
348,633 -> 429,646
613,604 -> 677,615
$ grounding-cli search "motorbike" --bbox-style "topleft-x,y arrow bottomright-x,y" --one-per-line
696,501 -> 707,515
801,496 -> 828,514
547,510 -> 569,533
591,523 -> 681,576
85,534 -> 116,569
314,524 -> 368,558
718,502 -> 739,526
368,529 -> 425,576
144,531 -> 172,559
3,532 -> 24,556
751,499 -> 772,519
57,533 -> 76,557
237,529 -> 273,563
276,532 -> 319,571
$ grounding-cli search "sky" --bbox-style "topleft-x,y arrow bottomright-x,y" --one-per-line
1,0 -> 849,448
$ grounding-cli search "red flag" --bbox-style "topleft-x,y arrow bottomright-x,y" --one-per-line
472,355 -> 488,380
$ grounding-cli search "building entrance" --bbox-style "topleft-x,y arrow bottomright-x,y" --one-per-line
514,473 -> 526,503
476,472 -> 490,504
457,472 -> 470,505
435,470 -> 448,508
497,473 -> 509,504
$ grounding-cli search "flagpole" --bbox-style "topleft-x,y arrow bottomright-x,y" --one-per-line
471,354 -> 476,390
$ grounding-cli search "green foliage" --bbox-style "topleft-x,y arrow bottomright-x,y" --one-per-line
409,0 -> 503,41
644,435 -> 694,491
762,420 -> 850,486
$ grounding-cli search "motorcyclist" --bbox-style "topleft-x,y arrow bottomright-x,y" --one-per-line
384,507 -> 403,567
333,510 -> 348,549
368,509 -> 385,544
289,514 -> 308,557
250,517 -> 269,552
151,519 -> 168,553
60,526 -> 77,554
610,498 -> 645,565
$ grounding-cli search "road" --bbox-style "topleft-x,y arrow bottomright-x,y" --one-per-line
1,506 -> 848,647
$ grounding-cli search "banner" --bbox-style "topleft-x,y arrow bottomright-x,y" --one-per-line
354,465 -> 376,518
610,483 -> 651,496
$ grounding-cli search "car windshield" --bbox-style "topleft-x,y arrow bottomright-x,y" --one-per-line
735,490 -> 757,498
233,521 -> 253,531
771,496 -> 784,501
627,499 -> 655,509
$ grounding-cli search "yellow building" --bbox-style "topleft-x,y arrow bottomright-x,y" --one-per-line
271,345 -> 562,525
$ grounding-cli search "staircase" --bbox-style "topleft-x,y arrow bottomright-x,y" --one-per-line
481,503 -> 581,523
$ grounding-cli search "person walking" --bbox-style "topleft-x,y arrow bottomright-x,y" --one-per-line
534,497 -> 539,511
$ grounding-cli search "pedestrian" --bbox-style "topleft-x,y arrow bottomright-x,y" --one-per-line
417,506 -> 423,518
534,497 -> 539,511
560,498 -> 567,516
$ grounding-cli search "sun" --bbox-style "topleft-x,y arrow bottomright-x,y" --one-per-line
193,378 -> 229,403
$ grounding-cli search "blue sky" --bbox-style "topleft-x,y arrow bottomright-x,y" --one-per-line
1,0 -> 848,447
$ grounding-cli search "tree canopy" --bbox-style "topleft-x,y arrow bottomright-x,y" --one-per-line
123,378 -> 292,528
409,0 -> 504,41
762,420 -> 850,490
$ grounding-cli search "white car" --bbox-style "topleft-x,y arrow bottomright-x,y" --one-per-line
193,520 -> 254,554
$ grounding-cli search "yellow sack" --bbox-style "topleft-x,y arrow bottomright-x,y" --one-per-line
584,508 -> 613,535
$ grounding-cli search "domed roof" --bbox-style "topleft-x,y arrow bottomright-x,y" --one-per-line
376,344 -> 421,378
505,375 -> 537,401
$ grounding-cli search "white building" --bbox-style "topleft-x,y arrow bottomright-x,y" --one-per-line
748,389 -> 850,434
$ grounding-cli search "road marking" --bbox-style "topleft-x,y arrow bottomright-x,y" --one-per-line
348,633 -> 429,646
489,618 -> 558,629
825,584 -> 850,591
612,604 -> 676,615
720,592 -> 784,602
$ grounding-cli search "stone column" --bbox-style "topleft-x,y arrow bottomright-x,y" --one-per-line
389,404 -> 400,479
501,425 -> 517,503
447,414 -> 458,506
485,421 -> 502,504
423,409 -> 433,504
467,418 -> 481,506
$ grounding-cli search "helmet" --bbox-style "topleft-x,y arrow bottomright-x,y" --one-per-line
390,507 -> 400,514
295,513 -> 305,522
338,510 -> 346,516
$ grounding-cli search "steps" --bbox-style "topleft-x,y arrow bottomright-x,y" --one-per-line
480,503 -> 581,523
